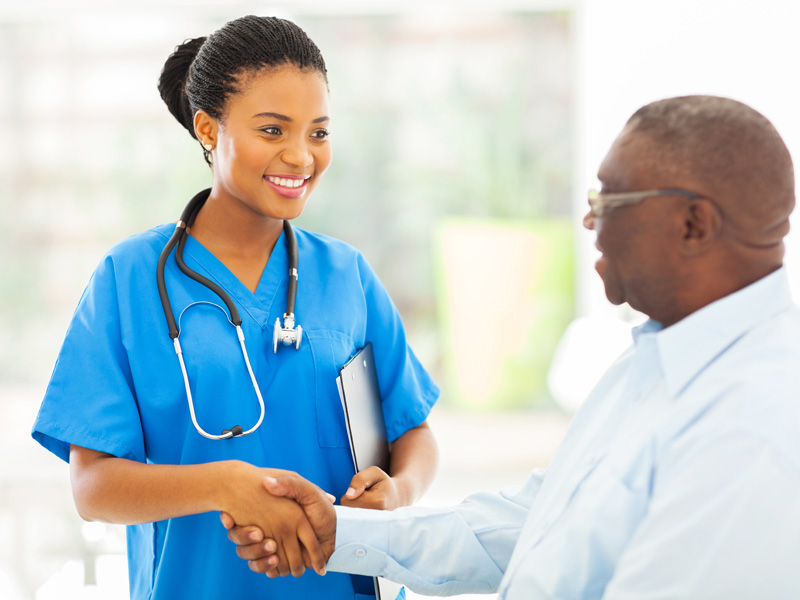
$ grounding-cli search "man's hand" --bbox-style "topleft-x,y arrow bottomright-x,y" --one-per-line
219,464 -> 326,578
221,474 -> 337,577
341,466 -> 403,510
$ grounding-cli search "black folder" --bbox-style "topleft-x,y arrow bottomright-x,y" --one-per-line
337,344 -> 403,600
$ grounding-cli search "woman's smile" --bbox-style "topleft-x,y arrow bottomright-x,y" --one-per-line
264,174 -> 311,198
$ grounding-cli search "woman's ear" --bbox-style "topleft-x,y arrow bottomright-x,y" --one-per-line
193,110 -> 218,149
683,198 -> 723,254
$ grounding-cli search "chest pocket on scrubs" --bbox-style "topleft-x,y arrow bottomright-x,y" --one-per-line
306,329 -> 357,448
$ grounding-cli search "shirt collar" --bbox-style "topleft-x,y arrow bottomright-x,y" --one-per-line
634,267 -> 794,398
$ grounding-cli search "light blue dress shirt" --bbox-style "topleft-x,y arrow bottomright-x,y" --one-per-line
329,267 -> 800,599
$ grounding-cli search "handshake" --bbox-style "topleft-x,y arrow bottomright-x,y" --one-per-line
218,464 -> 401,579
221,474 -> 336,578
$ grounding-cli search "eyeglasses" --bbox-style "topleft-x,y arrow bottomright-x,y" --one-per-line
587,188 -> 701,218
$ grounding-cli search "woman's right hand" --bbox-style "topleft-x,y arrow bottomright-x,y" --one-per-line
221,474 -> 338,577
217,462 -> 327,577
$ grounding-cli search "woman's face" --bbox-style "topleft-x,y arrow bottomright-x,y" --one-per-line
205,65 -> 332,222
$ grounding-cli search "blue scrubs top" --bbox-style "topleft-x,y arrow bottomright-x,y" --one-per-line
32,222 -> 439,600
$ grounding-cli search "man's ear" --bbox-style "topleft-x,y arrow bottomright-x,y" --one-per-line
193,110 -> 218,148
683,198 -> 722,254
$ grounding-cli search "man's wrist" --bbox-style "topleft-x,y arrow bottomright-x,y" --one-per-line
321,506 -> 338,560
328,505 -> 391,575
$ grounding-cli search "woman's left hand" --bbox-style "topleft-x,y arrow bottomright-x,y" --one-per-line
340,466 -> 404,510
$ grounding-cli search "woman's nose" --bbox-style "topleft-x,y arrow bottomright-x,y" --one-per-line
281,141 -> 313,168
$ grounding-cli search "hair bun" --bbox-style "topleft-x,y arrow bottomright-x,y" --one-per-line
158,37 -> 207,138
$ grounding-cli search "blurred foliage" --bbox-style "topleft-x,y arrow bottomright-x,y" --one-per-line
435,218 -> 575,410
0,11 -> 573,402
297,12 -> 573,387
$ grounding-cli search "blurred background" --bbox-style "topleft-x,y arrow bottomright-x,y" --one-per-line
1,0 -> 799,598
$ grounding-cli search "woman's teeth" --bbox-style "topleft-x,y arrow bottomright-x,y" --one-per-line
267,176 -> 306,188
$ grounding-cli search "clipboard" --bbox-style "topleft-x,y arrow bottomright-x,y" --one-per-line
337,344 -> 403,600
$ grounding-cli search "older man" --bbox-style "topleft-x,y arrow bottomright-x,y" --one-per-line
225,96 -> 800,599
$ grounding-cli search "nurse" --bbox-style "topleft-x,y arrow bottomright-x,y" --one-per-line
31,15 -> 439,600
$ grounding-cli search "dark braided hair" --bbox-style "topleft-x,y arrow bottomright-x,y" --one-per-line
158,15 -> 328,164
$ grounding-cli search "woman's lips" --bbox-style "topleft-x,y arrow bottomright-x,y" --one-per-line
264,174 -> 309,199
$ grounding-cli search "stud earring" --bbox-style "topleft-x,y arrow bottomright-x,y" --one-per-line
203,142 -> 213,152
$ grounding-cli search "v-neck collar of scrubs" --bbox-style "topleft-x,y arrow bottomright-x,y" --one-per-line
180,228 -> 289,329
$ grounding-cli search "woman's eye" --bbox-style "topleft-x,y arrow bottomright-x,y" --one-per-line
260,126 -> 282,136
311,129 -> 330,140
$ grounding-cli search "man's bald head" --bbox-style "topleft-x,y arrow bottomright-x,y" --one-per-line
624,95 -> 795,248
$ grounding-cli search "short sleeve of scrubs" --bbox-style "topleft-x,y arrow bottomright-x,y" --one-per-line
355,252 -> 438,442
32,253 -> 145,463
30,224 -> 440,600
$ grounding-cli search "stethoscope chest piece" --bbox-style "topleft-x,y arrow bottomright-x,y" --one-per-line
274,314 -> 302,352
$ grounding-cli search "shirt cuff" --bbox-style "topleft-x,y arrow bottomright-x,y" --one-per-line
327,505 -> 392,577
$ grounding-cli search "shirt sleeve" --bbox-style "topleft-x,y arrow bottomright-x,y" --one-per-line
328,468 -> 545,596
356,253 -> 439,442
602,433 -> 800,599
31,253 -> 146,463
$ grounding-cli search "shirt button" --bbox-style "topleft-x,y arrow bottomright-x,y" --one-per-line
585,454 -> 596,466
355,548 -> 367,558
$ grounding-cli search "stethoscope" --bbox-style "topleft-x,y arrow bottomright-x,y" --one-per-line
156,188 -> 302,440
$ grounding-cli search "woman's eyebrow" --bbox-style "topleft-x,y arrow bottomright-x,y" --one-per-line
252,111 -> 291,121
251,112 -> 330,124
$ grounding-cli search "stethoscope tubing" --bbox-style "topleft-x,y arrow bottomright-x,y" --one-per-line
156,188 -> 213,339
283,217 -> 299,318
174,199 -> 243,327
173,325 -> 266,440
156,188 -> 299,440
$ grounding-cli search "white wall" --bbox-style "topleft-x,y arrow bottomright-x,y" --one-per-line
576,0 -> 800,316
549,0 -> 800,412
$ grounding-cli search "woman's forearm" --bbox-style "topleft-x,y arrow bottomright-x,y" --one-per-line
389,420 -> 438,506
69,444 -> 327,576
69,444 -> 236,524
